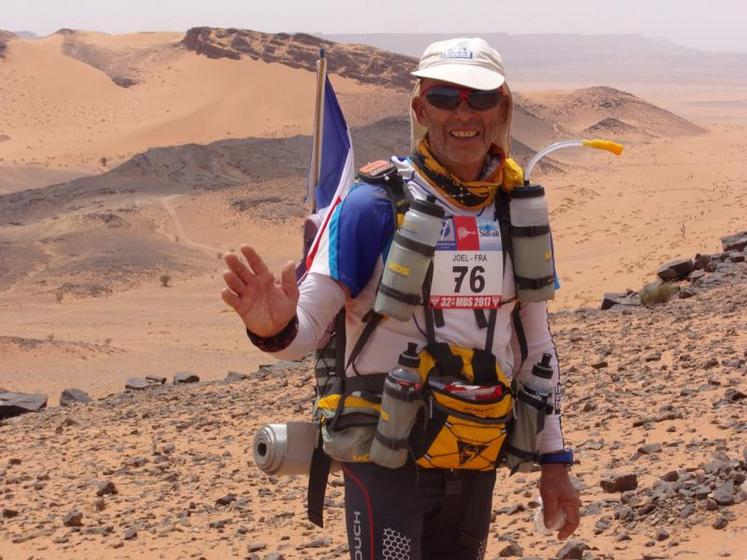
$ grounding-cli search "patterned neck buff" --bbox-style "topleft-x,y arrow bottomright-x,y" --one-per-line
411,138 -> 505,211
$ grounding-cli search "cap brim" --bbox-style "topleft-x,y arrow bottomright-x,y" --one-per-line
411,65 -> 505,91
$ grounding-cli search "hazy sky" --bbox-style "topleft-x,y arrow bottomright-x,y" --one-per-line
3,0 -> 746,52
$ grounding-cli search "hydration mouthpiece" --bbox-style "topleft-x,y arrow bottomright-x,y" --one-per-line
532,353 -> 554,379
399,343 -> 421,368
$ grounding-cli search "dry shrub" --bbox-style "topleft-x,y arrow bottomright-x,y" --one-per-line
640,282 -> 678,306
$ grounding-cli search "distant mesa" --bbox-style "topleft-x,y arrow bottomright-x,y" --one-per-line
12,30 -> 38,39
181,27 -> 417,91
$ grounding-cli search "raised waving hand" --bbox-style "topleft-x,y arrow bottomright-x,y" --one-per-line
221,245 -> 299,337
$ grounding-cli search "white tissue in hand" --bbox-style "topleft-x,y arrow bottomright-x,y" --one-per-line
534,496 -> 566,535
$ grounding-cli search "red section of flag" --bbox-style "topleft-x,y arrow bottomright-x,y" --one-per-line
453,216 -> 480,250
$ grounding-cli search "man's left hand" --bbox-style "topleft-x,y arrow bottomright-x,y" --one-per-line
539,463 -> 581,540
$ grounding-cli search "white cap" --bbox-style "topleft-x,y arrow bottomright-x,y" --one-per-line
411,37 -> 506,91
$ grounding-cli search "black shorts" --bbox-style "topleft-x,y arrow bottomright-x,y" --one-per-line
341,462 -> 496,560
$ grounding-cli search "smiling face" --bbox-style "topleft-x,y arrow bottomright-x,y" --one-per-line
412,78 -> 508,182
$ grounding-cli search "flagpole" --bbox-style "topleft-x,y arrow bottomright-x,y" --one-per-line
306,48 -> 327,213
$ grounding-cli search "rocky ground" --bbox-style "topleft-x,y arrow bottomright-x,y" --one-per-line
1,259 -> 746,559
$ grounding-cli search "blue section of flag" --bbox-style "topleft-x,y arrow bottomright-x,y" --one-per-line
314,77 -> 351,211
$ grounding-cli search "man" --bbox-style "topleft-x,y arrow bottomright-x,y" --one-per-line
222,37 -> 579,560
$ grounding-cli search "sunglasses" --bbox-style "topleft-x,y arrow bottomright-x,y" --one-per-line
421,85 -> 504,111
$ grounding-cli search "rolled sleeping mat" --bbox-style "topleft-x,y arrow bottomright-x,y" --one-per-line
253,421 -> 320,476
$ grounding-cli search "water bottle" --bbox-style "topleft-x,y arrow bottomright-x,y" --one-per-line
369,343 -> 423,468
526,353 -> 555,395
374,197 -> 445,321
503,353 -> 555,474
523,352 -> 555,432
509,183 -> 555,302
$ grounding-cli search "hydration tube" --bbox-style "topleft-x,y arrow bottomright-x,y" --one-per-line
524,139 -> 624,183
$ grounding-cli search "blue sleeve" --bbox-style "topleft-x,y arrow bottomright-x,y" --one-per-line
329,183 -> 394,297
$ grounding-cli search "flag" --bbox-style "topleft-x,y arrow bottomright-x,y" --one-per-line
310,77 -> 354,211
303,77 -> 355,270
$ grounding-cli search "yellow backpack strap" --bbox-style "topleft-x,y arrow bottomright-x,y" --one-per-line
502,157 -> 525,191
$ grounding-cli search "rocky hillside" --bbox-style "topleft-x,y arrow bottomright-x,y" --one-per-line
0,30 -> 15,58
522,87 -> 707,138
583,117 -> 655,144
182,27 -> 417,91
56,29 -> 181,88
1,251 -> 745,559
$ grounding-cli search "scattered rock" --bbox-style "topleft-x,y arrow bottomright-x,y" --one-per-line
661,470 -> 679,482
713,515 -> 729,530
601,472 -> 638,492
678,286 -> 697,298
693,253 -> 713,270
499,543 -> 524,557
2,508 -> 19,518
0,392 -> 48,419
556,540 -> 589,559
225,371 -> 248,382
654,528 -> 669,541
63,511 -> 83,527
710,479 -> 735,505
638,443 -> 662,455
247,542 -> 267,553
95,480 -> 117,497
125,378 -> 150,390
60,388 -> 93,407
215,494 -> 237,506
601,291 -> 640,310
209,518 -> 230,529
124,527 -> 138,540
174,371 -> 200,384
723,388 -> 746,403
657,258 -> 694,281
721,231 -> 747,252
594,516 -> 612,534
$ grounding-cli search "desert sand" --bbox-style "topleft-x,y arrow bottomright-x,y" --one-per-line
1,29 -> 746,559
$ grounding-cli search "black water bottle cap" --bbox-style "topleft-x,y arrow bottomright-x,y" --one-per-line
511,184 -> 545,198
532,352 -> 554,379
398,342 -> 421,368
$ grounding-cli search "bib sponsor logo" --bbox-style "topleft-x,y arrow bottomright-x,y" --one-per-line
478,223 -> 500,238
453,216 -> 480,250
439,219 -> 452,240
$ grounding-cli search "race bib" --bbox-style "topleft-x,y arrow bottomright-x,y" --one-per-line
429,216 -> 504,309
